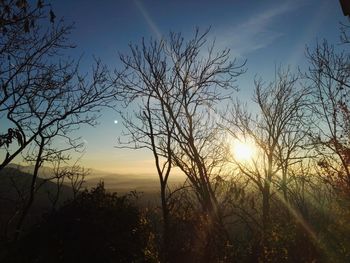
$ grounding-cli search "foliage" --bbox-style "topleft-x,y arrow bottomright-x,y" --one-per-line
3,182 -> 157,263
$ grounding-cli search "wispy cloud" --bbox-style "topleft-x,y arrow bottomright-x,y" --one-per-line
213,1 -> 302,57
133,0 -> 162,40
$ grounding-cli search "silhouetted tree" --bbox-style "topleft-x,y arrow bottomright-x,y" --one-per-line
0,0 -> 119,241
305,38 -> 350,197
117,28 -> 245,260
226,68 -> 309,260
0,0 -> 118,172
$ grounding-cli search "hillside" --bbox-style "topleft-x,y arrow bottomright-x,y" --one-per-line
0,166 -> 74,205
6,163 -> 186,193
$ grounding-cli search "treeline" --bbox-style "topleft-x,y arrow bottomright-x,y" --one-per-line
1,1 -> 350,262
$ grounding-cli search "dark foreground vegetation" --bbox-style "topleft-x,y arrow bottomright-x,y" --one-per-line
2,183 -> 154,263
1,176 -> 350,263
1,1 -> 350,262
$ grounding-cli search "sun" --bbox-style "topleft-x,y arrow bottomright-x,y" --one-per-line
232,140 -> 256,162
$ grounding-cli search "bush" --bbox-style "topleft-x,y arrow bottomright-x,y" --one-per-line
5,183 -> 155,263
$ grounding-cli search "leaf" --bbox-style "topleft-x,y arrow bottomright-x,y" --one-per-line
15,0 -> 26,9
49,9 -> 55,23
37,0 -> 43,9
24,19 -> 29,32
4,5 -> 10,14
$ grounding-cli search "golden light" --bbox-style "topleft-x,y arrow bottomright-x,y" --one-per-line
231,139 -> 256,162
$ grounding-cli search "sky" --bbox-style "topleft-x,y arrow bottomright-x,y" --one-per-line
48,0 -> 348,174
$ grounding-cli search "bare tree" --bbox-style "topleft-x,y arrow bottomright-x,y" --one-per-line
0,0 -> 119,240
117,28 -> 244,214
3,54 -> 118,240
0,0 -> 66,159
13,127 -> 85,240
117,29 -> 245,260
305,39 -> 350,197
42,153 -> 88,210
0,1 -> 118,172
117,92 -> 174,231
225,68 -> 309,247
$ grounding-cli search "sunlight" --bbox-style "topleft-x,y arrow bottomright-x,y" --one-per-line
231,139 -> 256,162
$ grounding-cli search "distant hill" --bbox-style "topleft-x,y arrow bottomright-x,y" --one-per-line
0,166 -> 73,204
0,164 -> 188,237
0,164 -> 189,239
0,166 -> 75,234
2,164 -> 187,208
85,171 -> 184,192
5,163 -> 186,193
6,163 -> 54,178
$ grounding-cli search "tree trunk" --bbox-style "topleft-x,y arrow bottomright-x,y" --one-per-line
262,181 -> 270,230
14,136 -> 44,241
282,166 -> 288,203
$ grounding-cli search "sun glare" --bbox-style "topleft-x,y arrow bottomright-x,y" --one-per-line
232,140 -> 255,162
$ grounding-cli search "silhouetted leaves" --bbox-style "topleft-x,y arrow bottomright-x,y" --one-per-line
37,0 -> 43,9
4,183 -> 155,263
49,9 -> 55,23
23,18 -> 29,32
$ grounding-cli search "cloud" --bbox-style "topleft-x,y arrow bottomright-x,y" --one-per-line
133,0 -> 162,40
213,1 -> 302,57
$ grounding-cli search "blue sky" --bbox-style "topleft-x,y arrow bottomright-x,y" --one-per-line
50,0 -> 347,173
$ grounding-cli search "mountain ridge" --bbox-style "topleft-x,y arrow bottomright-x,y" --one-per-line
4,163 -> 186,193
